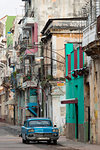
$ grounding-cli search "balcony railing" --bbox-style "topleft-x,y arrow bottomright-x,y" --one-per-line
23,17 -> 35,26
19,39 -> 33,52
82,21 -> 98,47
82,16 -> 100,58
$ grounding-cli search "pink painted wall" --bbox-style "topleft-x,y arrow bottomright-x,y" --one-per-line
25,23 -> 38,55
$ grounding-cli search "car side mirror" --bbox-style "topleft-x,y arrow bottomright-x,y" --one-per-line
54,125 -> 57,127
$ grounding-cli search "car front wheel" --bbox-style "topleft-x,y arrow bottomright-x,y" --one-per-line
53,140 -> 57,145
22,138 -> 26,144
26,139 -> 29,144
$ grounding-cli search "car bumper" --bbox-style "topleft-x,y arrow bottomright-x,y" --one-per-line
26,134 -> 59,141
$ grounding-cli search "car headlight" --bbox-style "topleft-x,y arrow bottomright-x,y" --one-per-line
52,129 -> 58,132
28,129 -> 34,133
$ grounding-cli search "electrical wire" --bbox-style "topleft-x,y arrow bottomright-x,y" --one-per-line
19,45 -> 65,60
44,56 -> 65,64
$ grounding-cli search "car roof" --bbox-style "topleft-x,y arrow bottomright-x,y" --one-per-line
26,118 -> 51,121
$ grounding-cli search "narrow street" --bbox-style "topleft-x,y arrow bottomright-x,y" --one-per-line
1,122 -> 100,150
1,0 -> 100,149
0,123 -> 75,150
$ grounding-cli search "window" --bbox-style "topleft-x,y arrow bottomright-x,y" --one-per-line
29,120 -> 52,127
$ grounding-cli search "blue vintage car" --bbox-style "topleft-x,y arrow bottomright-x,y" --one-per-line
21,118 -> 59,144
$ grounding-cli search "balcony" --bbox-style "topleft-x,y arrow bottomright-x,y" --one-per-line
82,21 -> 97,48
83,17 -> 100,58
22,80 -> 37,89
24,17 -> 35,27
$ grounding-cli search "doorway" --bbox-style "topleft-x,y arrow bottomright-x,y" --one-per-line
88,106 -> 90,141
75,104 -> 78,139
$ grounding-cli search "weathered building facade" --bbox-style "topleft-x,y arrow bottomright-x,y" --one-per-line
13,0 -> 88,126
41,18 -> 87,135
0,15 -> 18,124
64,43 -> 90,142
83,0 -> 100,144
22,0 -> 88,43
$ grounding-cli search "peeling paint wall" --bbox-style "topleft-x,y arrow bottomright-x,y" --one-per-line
84,77 -> 90,142
43,32 -> 83,79
51,81 -> 66,135
55,33 -> 83,78
31,0 -> 87,38
89,59 -> 100,144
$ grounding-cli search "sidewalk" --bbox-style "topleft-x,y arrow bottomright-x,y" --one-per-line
0,122 -> 21,136
58,136 -> 100,150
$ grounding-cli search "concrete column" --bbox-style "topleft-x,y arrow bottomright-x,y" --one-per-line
90,60 -> 96,143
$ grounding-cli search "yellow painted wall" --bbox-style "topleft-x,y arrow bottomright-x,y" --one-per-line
53,33 -> 82,78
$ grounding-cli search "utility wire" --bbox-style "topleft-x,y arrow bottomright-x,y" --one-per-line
44,56 -> 65,64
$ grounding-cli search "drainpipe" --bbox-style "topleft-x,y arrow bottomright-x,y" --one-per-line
50,42 -> 53,121
12,65 -> 16,125
13,105 -> 15,125
41,43 -> 44,117
18,95 -> 20,125
50,84 -> 53,121
40,85 -> 42,117
51,42 -> 53,77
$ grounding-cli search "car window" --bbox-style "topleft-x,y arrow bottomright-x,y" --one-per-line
29,120 -> 52,127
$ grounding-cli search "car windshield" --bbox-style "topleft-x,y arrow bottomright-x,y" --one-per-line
29,120 -> 52,127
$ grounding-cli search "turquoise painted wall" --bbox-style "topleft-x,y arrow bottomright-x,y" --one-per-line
66,78 -> 84,124
65,43 -> 84,138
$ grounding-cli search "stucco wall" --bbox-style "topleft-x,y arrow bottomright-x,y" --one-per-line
51,82 -> 66,135
89,59 -> 100,144
1,94 -> 6,119
32,0 -> 87,38
55,33 -> 83,78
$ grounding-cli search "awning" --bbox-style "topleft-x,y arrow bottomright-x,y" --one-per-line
61,98 -> 78,104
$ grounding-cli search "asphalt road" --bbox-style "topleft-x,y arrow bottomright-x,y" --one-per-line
0,123 -> 75,150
